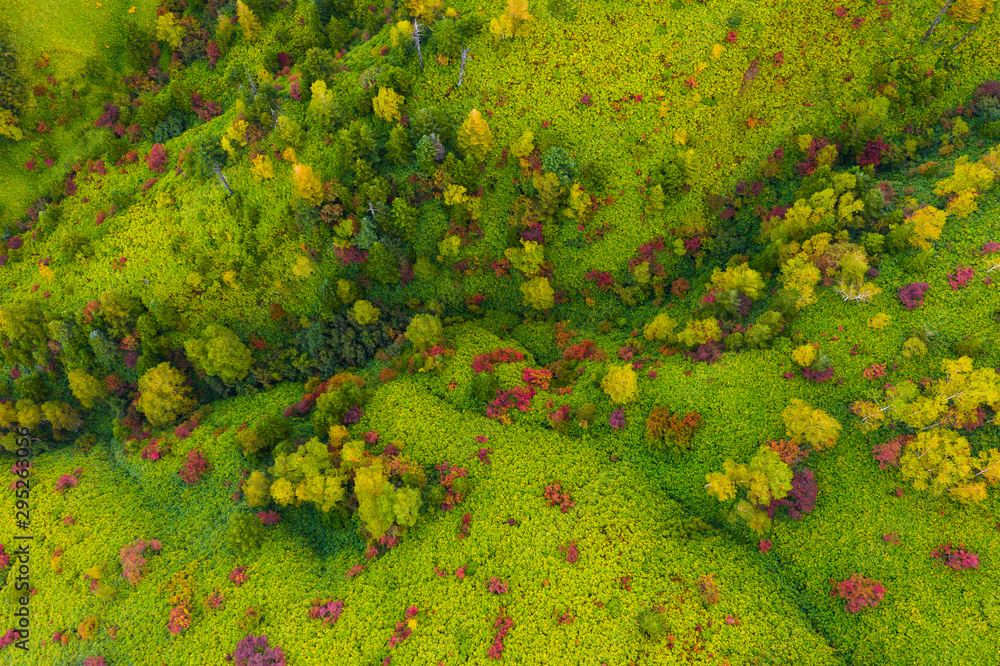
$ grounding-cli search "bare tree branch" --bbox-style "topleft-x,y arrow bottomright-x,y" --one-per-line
921,0 -> 952,45
951,23 -> 978,51
212,163 -> 233,196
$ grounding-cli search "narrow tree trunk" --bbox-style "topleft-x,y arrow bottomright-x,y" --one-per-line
212,163 -> 233,196
458,47 -> 469,87
951,23 -> 978,51
921,0 -> 952,45
413,22 -> 424,70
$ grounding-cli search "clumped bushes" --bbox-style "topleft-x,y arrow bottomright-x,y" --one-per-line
645,408 -> 703,453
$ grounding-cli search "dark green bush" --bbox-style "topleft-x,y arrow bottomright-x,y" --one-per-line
227,513 -> 264,552
952,334 -> 984,359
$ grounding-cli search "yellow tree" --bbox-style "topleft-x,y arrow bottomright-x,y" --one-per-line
293,163 -> 324,205
372,87 -> 404,123
136,363 -> 196,427
457,109 -> 494,162
490,0 -> 534,38
236,0 -> 262,42
907,205 -> 946,250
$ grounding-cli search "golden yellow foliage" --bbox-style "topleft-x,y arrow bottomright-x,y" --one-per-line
236,0 -> 262,41
250,153 -> 274,182
373,87 -> 404,123
293,164 -> 324,205
457,109 -> 494,162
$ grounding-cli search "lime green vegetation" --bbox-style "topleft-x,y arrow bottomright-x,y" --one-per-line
1,0 -> 1000,663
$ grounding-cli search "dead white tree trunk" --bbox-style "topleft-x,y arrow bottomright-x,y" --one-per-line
413,21 -> 424,70
459,47 -> 469,86
921,0 -> 952,45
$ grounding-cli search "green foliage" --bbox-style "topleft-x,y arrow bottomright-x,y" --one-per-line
227,513 -> 264,552
471,370 -> 500,404
520,276 -> 555,311
637,608 -> 669,638
310,377 -> 373,435
365,242 -> 401,284
409,106 -> 453,144
415,134 -> 439,174
386,124 -> 413,166
901,249 -> 934,276
67,369 -> 108,410
269,437 -> 347,511
705,445 -> 794,533
184,324 -> 253,384
541,146 -> 578,186
389,196 -> 419,241
897,428 -> 1000,503
307,80 -> 340,129
405,313 -> 444,352
781,398 -> 842,452
299,48 -> 340,103
432,18 -> 462,59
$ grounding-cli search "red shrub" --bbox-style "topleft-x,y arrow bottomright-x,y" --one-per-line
179,449 -> 211,485
146,144 -> 168,173
543,480 -> 575,513
829,574 -> 885,613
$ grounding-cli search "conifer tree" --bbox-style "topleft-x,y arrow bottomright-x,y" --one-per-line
386,124 -> 413,166
457,109 -> 494,162
236,1 -> 263,42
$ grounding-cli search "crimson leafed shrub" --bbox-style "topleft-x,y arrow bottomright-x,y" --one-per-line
308,598 -> 344,625
179,449 -> 210,484
931,543 -> 979,571
120,538 -> 161,586
872,434 -> 913,470
897,282 -> 929,310
543,480 -> 575,512
146,144 -> 168,172
830,574 -> 885,613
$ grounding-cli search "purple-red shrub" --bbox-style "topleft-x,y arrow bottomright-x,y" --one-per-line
229,566 -> 248,586
766,468 -> 817,521
897,282 -> 929,310
800,366 -> 836,384
55,474 -> 78,494
931,543 -> 979,571
228,634 -> 287,666
308,598 -> 345,625
83,657 -> 108,666
205,41 -> 220,68
872,434 -> 913,470
472,348 -> 525,375
557,540 -> 579,563
486,576 -> 508,594
388,606 -> 418,649
829,574 -> 885,613
119,538 -> 162,586
947,266 -> 974,290
858,137 -> 891,168
179,449 -> 210,485
146,144 -> 168,173
257,511 -> 281,525
487,609 -> 514,660
93,102 -> 120,128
